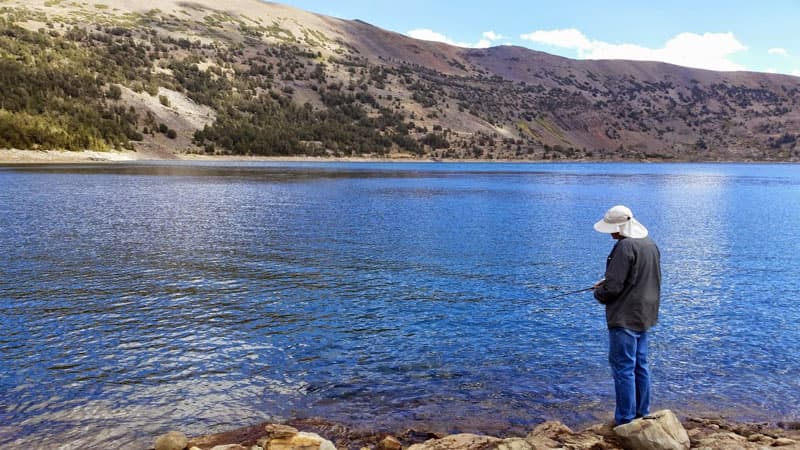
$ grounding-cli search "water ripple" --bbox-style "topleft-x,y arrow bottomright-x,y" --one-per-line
2,162 -> 800,448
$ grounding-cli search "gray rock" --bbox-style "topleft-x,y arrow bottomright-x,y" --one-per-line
155,431 -> 189,450
613,410 -> 690,450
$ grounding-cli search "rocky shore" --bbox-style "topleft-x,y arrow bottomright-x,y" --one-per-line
153,412 -> 800,450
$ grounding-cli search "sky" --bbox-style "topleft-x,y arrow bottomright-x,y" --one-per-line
278,0 -> 800,77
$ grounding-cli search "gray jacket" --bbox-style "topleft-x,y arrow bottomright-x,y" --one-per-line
594,236 -> 661,332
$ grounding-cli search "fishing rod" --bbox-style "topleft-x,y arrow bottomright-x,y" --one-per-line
541,286 -> 595,300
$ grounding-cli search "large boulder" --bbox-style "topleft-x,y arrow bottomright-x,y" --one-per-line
613,410 -> 690,450
155,431 -> 189,450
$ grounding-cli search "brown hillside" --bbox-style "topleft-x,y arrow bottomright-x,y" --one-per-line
2,0 -> 799,160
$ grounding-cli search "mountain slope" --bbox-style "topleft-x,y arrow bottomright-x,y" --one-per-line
1,0 -> 798,160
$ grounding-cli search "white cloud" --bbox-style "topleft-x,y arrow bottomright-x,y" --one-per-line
793,70 -> 800,77
406,29 -> 449,43
520,28 -> 748,72
520,28 -> 592,50
768,47 -> 788,56
406,28 -> 500,49
482,31 -> 504,41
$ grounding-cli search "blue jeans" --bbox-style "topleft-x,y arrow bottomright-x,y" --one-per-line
608,327 -> 651,425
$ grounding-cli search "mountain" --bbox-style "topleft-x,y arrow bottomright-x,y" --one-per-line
1,0 -> 799,160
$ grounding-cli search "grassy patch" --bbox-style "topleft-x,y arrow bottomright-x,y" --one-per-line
516,121 -> 541,139
264,21 -> 295,42
534,116 -> 566,139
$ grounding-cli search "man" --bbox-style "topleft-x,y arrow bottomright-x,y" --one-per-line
592,205 -> 661,426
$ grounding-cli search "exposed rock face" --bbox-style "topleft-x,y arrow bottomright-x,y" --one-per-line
613,410 -> 690,450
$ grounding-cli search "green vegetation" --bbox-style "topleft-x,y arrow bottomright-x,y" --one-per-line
0,18 -> 141,150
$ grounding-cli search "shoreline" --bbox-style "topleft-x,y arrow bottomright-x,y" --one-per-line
1,148 -> 797,165
162,413 -> 800,450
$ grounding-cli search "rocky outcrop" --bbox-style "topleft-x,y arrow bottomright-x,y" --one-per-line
155,412 -> 800,450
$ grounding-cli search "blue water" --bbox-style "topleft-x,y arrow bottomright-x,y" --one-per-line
1,162 -> 799,448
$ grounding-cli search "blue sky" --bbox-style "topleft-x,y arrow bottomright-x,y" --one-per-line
279,0 -> 800,77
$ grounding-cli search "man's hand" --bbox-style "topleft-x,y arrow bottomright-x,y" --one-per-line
593,278 -> 605,289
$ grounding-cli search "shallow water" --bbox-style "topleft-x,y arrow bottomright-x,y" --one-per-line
1,162 -> 799,448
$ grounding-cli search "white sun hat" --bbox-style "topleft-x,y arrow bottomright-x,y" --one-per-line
593,205 -> 648,238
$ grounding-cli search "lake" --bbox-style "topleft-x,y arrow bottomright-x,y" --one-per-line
1,161 -> 799,449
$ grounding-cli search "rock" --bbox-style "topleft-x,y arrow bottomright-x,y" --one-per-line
523,420 -> 575,449
495,437 -> 535,450
155,431 -> 189,450
747,433 -> 773,443
613,410 -> 690,450
695,432 -> 748,449
528,421 -> 574,439
209,445 -> 248,450
778,422 -> 800,431
563,431 -> 608,449
774,437 -> 797,446
265,424 -> 301,439
377,436 -> 402,450
261,431 -> 336,450
406,433 -> 500,450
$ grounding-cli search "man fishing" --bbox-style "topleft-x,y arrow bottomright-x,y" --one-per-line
592,205 -> 661,426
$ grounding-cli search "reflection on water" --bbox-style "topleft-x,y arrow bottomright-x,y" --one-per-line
1,162 -> 800,448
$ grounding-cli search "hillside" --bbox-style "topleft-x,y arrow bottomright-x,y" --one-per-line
1,0 -> 799,160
